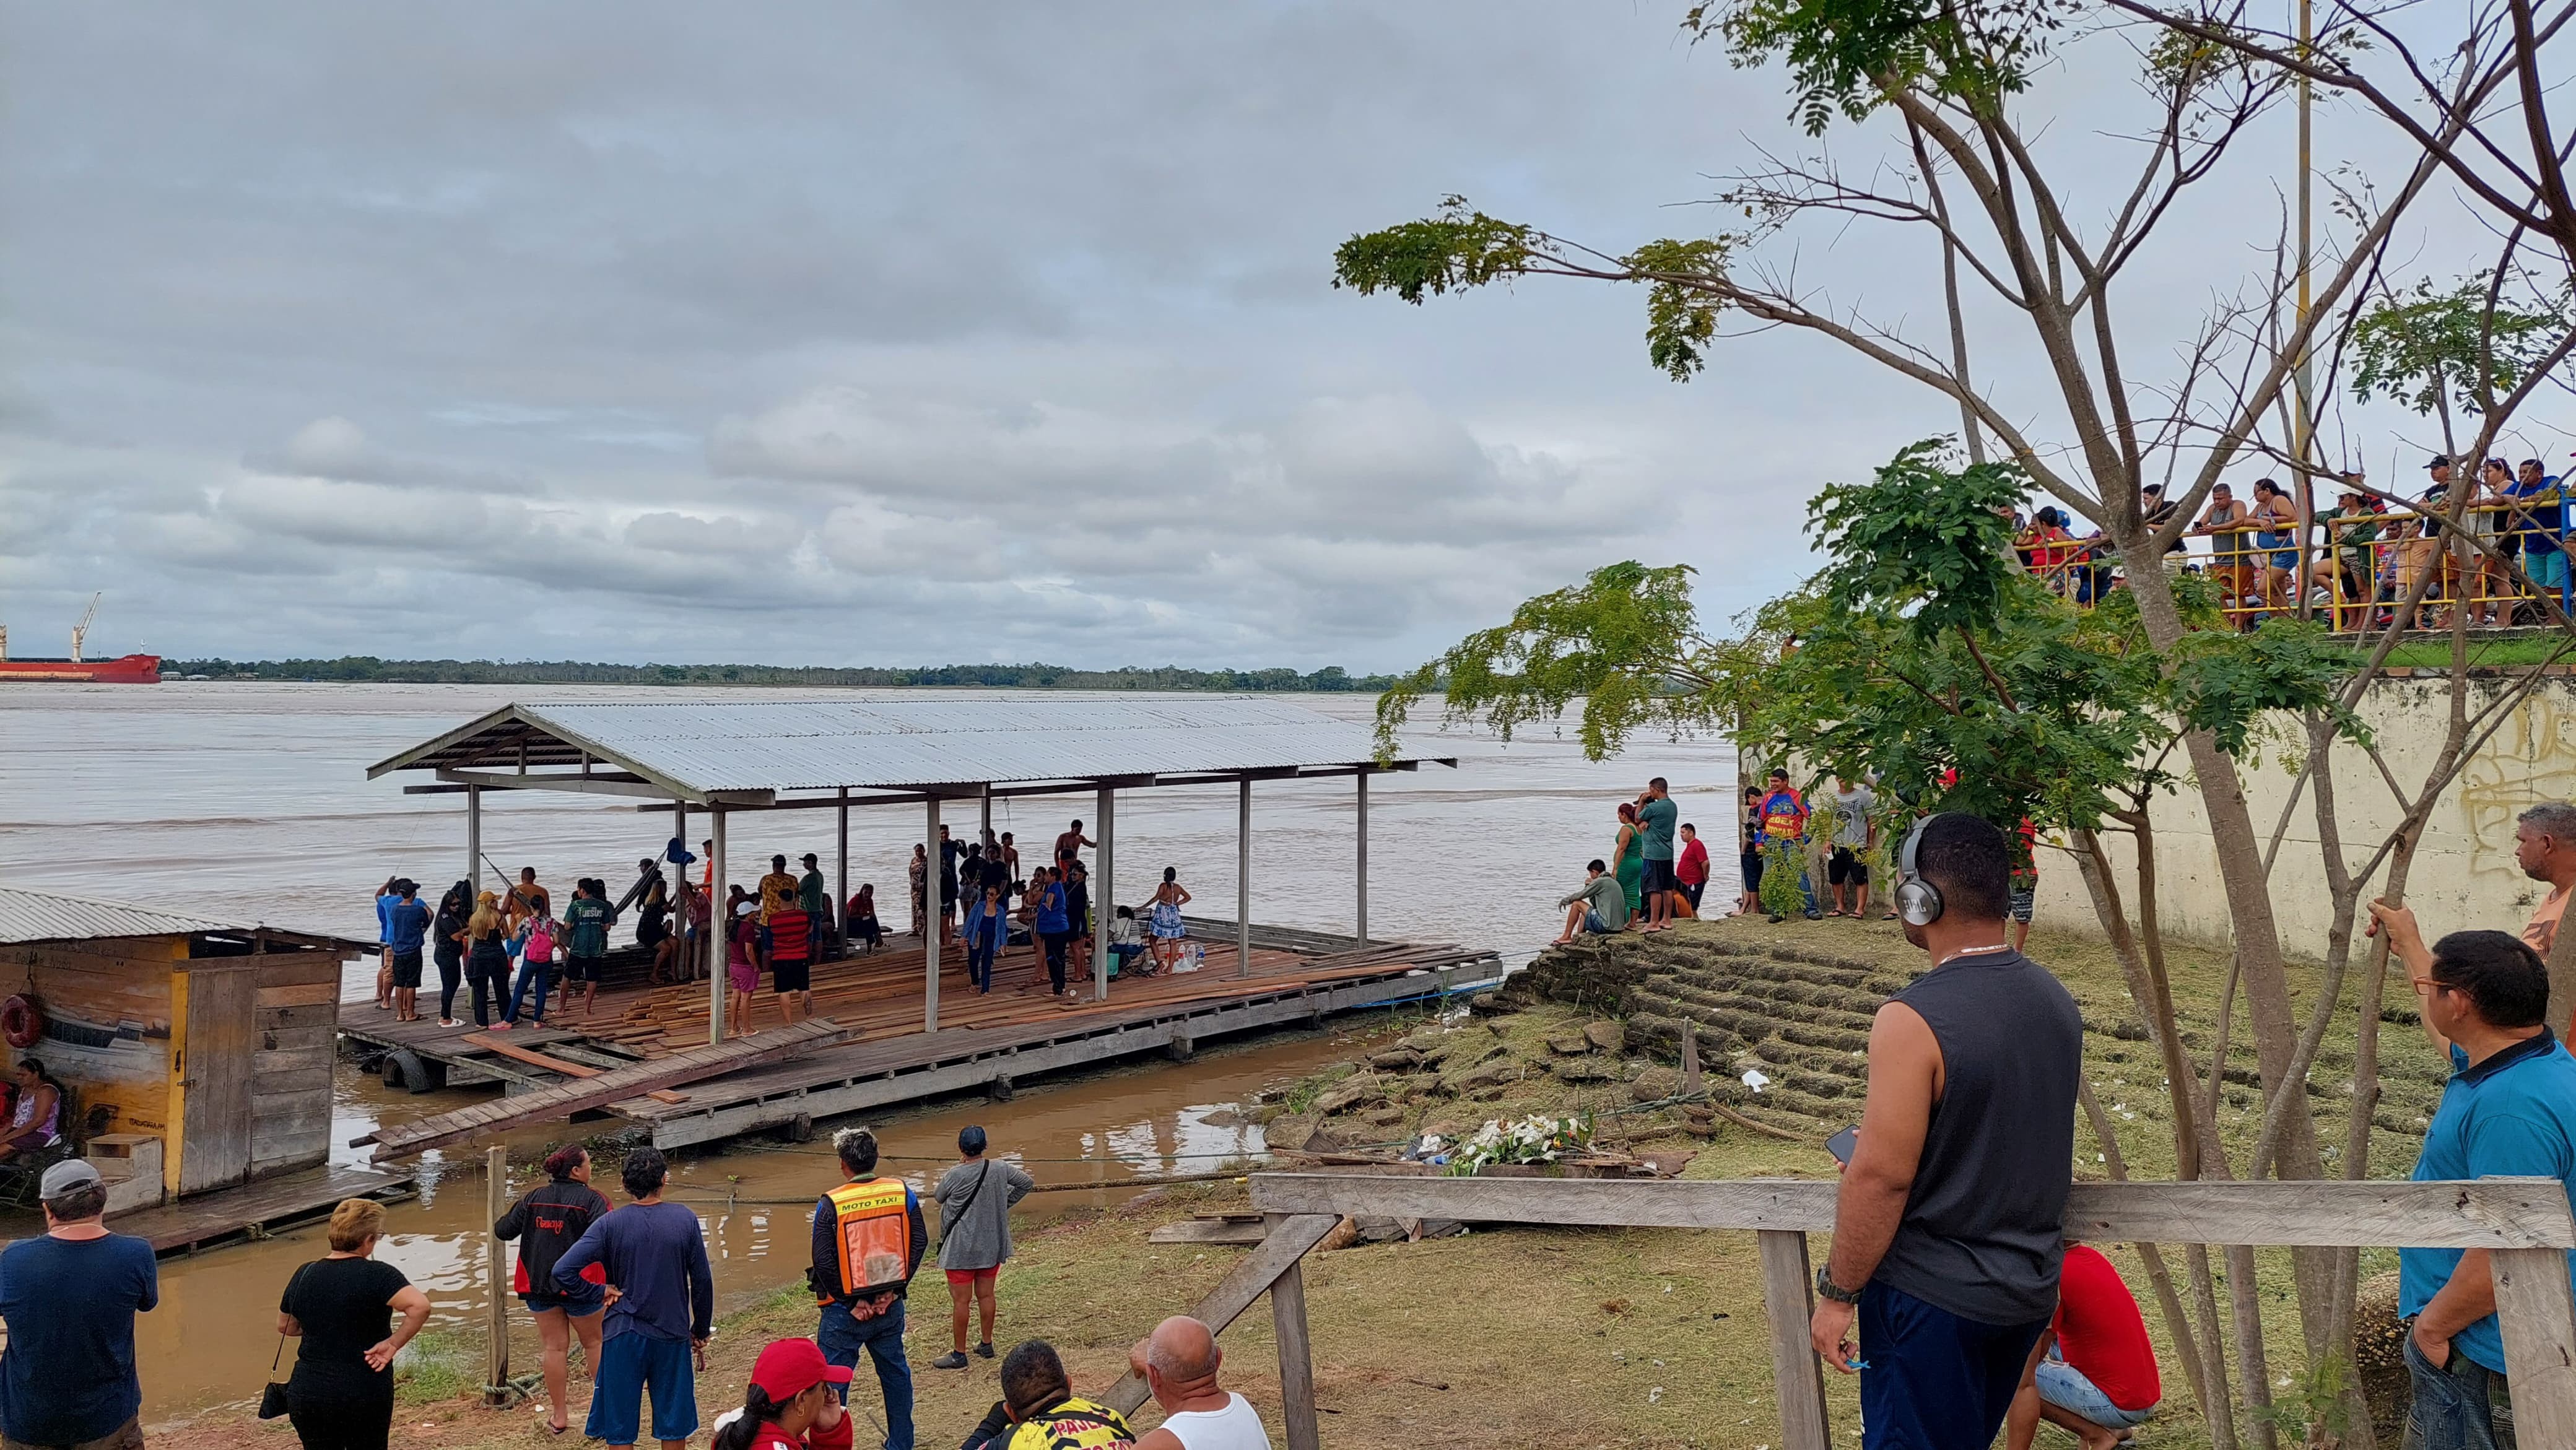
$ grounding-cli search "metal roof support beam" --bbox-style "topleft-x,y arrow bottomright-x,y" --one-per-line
924,796 -> 942,1035
435,768 -> 773,806
1355,773 -> 1370,949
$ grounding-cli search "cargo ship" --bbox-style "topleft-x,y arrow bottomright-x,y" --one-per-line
0,594 -> 162,684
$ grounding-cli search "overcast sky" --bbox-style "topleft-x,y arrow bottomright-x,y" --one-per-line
0,4 -> 2518,671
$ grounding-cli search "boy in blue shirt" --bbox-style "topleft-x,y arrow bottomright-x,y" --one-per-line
2367,900 -> 2576,1449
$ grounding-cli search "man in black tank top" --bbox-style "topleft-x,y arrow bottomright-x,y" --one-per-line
1809,812 -> 2084,1450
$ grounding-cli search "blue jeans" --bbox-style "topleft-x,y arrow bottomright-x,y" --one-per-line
586,1332 -> 697,1446
820,1298 -> 913,1450
1798,869 -> 1819,916
1858,1282 -> 2048,1450
2034,1352 -> 2153,1430
2404,1331 -> 2516,1449
967,940 -> 996,992
506,957 -> 554,1023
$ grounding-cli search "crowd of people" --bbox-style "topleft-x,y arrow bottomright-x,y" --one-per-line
371,820 -> 1209,1038
2012,454 -> 2574,632
0,1116 -> 1277,1450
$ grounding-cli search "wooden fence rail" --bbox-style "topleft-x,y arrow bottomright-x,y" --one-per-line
1101,1174 -> 2576,1450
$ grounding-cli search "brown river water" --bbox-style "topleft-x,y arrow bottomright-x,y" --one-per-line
0,682 -> 1738,1422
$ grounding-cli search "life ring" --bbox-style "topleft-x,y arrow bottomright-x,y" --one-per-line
1,996 -> 43,1050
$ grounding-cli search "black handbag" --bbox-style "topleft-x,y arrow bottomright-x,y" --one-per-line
259,1264 -> 307,1419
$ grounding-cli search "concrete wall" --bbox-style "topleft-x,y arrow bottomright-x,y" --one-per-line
2034,674 -> 2576,955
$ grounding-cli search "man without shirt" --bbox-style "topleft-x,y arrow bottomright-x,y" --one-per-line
1633,778 -> 1680,934
1811,813 -> 2083,1449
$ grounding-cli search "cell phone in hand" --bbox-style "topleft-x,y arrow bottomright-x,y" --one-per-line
1825,1124 -> 1860,1165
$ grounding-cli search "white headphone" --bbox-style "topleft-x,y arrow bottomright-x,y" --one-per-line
1894,816 -> 1944,927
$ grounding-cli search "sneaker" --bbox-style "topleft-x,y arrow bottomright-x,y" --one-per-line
931,1351 -> 969,1370
975,1342 -> 995,1360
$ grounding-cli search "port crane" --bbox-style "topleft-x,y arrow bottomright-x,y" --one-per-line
68,593 -> 99,664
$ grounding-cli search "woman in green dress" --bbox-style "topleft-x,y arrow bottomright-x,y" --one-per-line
1612,802 -> 1645,918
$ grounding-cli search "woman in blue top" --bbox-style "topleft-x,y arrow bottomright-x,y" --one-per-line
961,884 -> 1008,995
1031,872 -> 1074,999
1147,867 -> 1191,975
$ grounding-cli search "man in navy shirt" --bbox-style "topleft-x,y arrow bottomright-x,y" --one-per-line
385,879 -> 432,1024
554,1148 -> 713,1450
0,1161 -> 159,1450
2369,901 -> 2576,1449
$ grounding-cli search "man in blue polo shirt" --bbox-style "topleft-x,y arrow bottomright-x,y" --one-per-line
2367,900 -> 2576,1449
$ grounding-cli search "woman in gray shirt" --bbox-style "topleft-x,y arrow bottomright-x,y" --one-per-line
929,1126 -> 1035,1370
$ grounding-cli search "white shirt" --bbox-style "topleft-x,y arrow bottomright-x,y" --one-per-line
1159,1392 -> 1271,1450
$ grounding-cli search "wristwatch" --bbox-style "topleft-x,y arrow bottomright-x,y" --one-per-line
1814,1266 -> 1863,1305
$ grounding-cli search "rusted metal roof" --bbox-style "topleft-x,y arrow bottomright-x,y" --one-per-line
0,887 -> 250,946
368,697 -> 1447,801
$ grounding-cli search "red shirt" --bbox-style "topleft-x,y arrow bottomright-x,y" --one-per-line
2052,1244 -> 2160,1412
1675,837 -> 1710,887
768,908 -> 812,963
741,1411 -> 854,1450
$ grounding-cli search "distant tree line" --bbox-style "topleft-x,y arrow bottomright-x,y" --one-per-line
165,657 -> 1398,692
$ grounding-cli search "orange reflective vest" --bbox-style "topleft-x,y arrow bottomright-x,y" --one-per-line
825,1177 -> 913,1300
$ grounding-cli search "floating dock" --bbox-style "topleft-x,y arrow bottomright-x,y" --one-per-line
341,919 -> 1502,1155
109,1162 -> 416,1256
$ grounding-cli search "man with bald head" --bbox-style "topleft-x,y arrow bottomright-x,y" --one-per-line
1127,1316 -> 1270,1450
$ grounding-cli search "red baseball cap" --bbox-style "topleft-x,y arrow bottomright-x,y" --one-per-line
750,1339 -> 854,1402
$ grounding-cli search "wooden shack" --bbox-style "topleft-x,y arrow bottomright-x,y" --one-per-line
0,887 -> 359,1205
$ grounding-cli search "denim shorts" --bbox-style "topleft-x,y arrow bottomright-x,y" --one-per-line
1582,911 -> 1616,935
2034,1354 -> 2154,1430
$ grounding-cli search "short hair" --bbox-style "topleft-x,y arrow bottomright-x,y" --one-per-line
42,1181 -> 106,1223
1680,822 -> 1697,833
1001,1340 -> 1069,1416
771,854 -> 786,870
326,1197 -> 386,1251
2520,802 -> 2576,844
1913,814 -> 2013,921
1769,768 -> 1789,780
2525,458 -> 2546,472
959,1126 -> 988,1157
1586,858 -> 1608,873
542,1144 -> 588,1182
835,1127 -> 879,1178
1649,776 -> 1668,790
620,1147 -> 669,1200
2432,930 -> 2551,1028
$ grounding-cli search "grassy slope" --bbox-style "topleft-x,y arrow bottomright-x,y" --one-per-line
171,913 -> 2446,1449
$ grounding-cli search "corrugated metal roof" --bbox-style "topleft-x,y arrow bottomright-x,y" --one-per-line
0,887 -> 249,946
370,697 -> 1437,797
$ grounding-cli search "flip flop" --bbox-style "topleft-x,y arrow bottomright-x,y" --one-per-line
1825,910 -> 1847,918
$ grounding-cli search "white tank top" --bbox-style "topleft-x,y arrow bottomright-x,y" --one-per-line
1159,1393 -> 1271,1450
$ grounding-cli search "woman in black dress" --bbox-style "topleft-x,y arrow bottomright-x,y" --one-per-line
430,881 -> 471,1028
464,892 -> 511,1028
277,1198 -> 430,1450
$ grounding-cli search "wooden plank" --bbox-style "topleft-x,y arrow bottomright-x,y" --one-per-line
1266,1213 -> 1321,1450
463,1033 -> 601,1078
1247,1175 -> 2576,1250
106,1163 -> 414,1254
251,1048 -> 336,1076
2495,1244 -> 2576,1441
250,1066 -> 331,1096
1103,1212 -> 1340,1418
1149,1219 -> 1269,1246
256,982 -> 337,1009
1756,1230 -> 1831,1450
361,1017 -> 848,1160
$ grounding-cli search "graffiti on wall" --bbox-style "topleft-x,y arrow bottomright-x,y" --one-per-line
2460,690 -> 2576,876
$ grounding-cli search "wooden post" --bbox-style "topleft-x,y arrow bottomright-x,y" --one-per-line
485,1145 -> 511,1402
1264,1212 -> 1321,1450
1095,786 -> 1113,1001
1756,1230 -> 1832,1450
1354,773 -> 1368,948
925,796 -> 941,1033
836,788 -> 850,956
1237,776 -> 1252,978
709,804 -> 728,1046
465,785 -> 482,890
2494,1244 -> 2576,1438
1681,1018 -> 1704,1096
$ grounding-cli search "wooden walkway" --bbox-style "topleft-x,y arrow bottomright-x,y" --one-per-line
106,1163 -> 417,1256
340,922 -> 1503,1152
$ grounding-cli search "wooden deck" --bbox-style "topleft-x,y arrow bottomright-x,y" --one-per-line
341,921 -> 1503,1152
105,1163 -> 417,1256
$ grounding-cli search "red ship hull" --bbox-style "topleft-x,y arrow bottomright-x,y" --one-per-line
0,654 -> 163,684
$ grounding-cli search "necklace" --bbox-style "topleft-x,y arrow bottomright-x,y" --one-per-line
1936,943 -> 2011,966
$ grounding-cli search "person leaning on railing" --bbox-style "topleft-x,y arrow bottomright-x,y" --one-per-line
2510,458 -> 2567,607
2364,902 -> 2576,1450
2307,480 -> 2382,632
